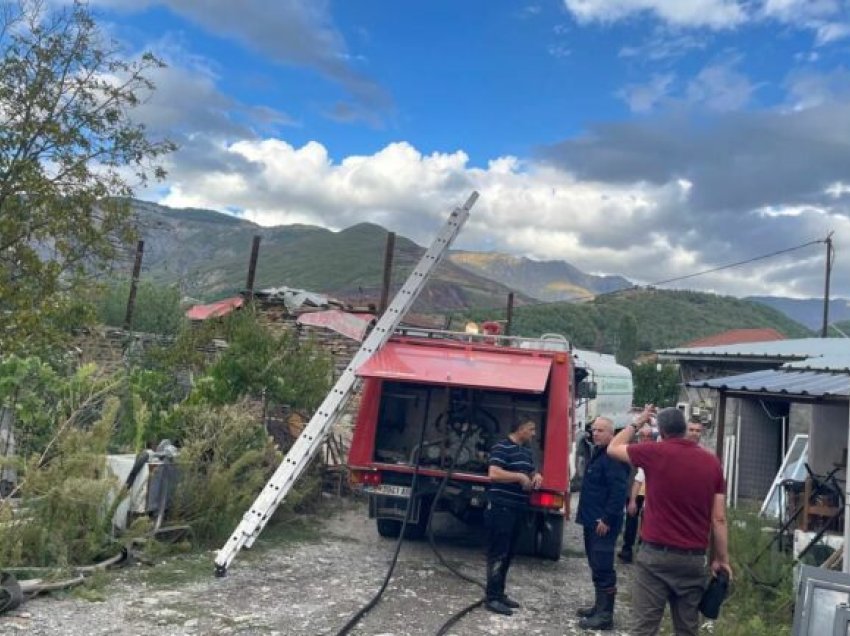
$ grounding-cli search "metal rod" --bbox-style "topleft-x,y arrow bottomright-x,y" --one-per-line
245,235 -> 261,300
379,231 -> 396,314
123,240 -> 144,331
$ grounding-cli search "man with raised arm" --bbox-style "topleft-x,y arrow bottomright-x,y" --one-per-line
608,406 -> 732,636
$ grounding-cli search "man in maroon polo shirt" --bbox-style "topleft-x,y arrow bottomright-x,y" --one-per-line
607,406 -> 732,636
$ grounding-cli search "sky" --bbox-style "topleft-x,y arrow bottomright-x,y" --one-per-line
88,0 -> 850,299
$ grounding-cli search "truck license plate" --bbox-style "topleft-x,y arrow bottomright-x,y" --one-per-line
368,484 -> 411,498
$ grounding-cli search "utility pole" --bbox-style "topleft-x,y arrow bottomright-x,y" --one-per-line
821,232 -> 834,338
245,235 -> 261,301
123,240 -> 144,331
505,292 -> 515,336
379,231 -> 396,314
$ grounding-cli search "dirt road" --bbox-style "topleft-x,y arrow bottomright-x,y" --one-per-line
1,497 -> 636,635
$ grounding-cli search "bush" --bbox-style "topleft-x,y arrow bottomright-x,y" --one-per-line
94,278 -> 184,335
167,402 -> 319,545
0,398 -> 122,568
712,512 -> 794,636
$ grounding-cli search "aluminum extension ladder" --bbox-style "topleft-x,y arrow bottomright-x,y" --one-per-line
214,192 -> 479,575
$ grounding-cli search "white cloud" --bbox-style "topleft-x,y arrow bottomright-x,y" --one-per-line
94,0 -> 391,117
816,22 -> 850,44
149,136 -> 849,298
563,0 -> 850,45
783,68 -> 850,111
562,0 -> 748,29
618,73 -> 675,113
686,62 -> 755,111
761,0 -> 841,22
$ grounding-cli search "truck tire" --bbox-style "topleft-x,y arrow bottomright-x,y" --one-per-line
536,513 -> 564,561
377,518 -> 402,538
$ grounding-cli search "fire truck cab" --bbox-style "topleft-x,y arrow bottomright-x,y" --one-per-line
348,328 -> 574,560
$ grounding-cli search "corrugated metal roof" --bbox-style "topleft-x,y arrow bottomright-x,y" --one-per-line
783,355 -> 850,372
659,337 -> 850,360
296,310 -> 375,341
688,368 -> 850,398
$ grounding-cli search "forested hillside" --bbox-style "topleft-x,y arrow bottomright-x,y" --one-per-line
465,288 -> 812,353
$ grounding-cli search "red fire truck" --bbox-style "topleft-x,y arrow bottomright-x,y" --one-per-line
348,327 -> 577,560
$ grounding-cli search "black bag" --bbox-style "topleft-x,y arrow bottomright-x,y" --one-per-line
698,570 -> 729,619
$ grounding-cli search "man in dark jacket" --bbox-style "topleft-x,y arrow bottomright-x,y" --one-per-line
575,416 -> 629,630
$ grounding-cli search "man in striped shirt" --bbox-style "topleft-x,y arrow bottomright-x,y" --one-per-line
484,418 -> 542,616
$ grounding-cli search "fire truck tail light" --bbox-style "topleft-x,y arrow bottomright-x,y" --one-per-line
350,470 -> 382,486
531,491 -> 564,509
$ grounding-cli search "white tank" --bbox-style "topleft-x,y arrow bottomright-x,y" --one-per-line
572,349 -> 634,430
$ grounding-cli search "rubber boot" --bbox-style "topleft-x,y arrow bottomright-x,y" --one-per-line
575,587 -> 604,618
579,588 -> 615,630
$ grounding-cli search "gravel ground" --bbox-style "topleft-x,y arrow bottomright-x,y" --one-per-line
1,496 -> 640,636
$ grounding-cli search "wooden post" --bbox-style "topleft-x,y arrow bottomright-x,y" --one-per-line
505,292 -> 515,336
123,240 -> 144,331
821,232 -> 834,338
246,235 -> 261,301
379,231 -> 396,313
714,391 -> 727,463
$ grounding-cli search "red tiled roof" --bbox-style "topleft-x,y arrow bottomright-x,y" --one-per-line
681,328 -> 786,348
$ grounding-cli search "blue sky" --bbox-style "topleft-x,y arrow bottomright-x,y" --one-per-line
92,0 -> 850,299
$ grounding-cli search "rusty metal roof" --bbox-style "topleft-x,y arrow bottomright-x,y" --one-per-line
185,296 -> 243,321
296,310 -> 375,341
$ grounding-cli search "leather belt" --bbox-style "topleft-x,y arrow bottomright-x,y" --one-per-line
643,541 -> 706,556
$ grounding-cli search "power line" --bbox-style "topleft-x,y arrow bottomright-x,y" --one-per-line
647,238 -> 825,289
446,235 -> 828,315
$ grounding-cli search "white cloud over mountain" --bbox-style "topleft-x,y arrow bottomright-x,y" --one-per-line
148,131 -> 847,300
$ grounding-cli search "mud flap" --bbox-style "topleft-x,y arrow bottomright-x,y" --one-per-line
369,494 -> 422,524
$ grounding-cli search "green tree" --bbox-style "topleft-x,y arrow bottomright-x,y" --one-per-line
632,362 -> 680,407
192,312 -> 333,412
0,0 -> 174,352
94,278 -> 184,335
615,313 -> 638,368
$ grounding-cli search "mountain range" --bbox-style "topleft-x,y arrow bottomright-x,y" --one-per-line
128,200 -> 836,341
129,200 -> 630,311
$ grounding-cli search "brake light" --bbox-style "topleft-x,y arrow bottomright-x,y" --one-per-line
530,491 -> 565,509
350,470 -> 382,487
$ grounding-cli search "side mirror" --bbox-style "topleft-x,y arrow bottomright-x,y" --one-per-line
577,380 -> 598,400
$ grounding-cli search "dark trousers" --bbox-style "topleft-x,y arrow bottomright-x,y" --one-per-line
583,525 -> 618,590
622,495 -> 645,552
485,503 -> 523,601
631,546 -> 707,636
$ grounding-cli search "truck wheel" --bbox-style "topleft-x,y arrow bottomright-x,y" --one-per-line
537,513 -> 564,561
377,518 -> 402,538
